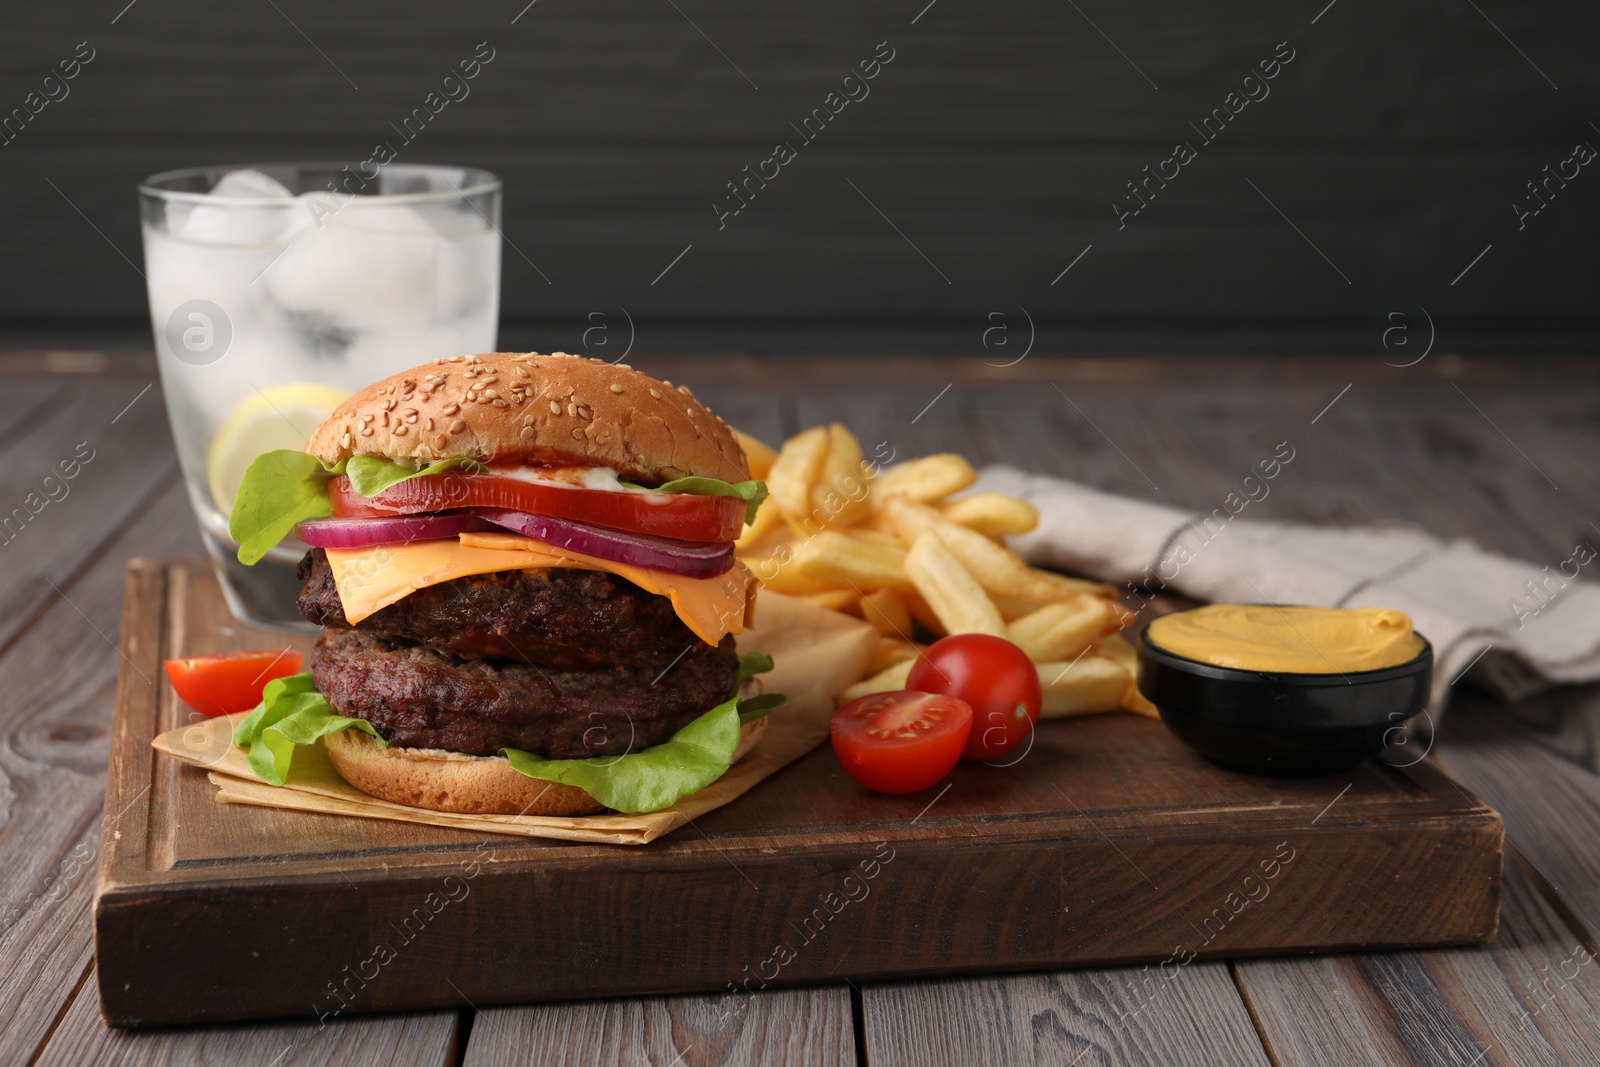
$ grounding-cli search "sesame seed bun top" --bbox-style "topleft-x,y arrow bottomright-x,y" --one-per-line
305,352 -> 750,484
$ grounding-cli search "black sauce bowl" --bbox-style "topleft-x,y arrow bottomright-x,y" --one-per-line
1135,616 -> 1433,777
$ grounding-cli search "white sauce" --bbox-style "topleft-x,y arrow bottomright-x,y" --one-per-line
493,464 -> 656,493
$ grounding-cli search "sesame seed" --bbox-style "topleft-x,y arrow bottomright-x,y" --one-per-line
649,388 -> 662,399
492,399 -> 508,408
609,383 -> 624,394
393,424 -> 409,436
449,419 -> 466,434
549,401 -> 561,415
341,432 -> 352,448
442,402 -> 460,415
483,388 -> 499,399
426,418 -> 435,431
360,427 -> 374,437
685,407 -> 695,417
567,403 -> 577,416
520,426 -> 535,440
433,434 -> 448,448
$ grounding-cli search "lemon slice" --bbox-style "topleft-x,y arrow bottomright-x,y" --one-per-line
207,382 -> 350,512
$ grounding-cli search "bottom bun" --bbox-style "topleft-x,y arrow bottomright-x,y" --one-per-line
323,717 -> 768,816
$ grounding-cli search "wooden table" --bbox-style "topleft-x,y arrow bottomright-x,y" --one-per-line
3,351 -> 1598,1065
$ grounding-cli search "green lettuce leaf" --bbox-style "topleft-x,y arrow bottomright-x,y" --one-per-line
233,673 -> 385,786
228,452 -> 340,565
227,450 -> 482,565
499,651 -> 784,812
343,455 -> 484,496
735,693 -> 786,725
621,476 -> 769,525
503,696 -> 742,813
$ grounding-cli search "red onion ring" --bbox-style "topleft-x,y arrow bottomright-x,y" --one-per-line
468,508 -> 734,579
294,508 -> 735,580
294,512 -> 497,549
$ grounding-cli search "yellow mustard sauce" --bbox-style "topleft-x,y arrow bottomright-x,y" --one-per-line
1146,604 -> 1426,674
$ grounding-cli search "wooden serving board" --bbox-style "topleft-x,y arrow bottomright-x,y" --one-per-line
96,559 -> 1504,1027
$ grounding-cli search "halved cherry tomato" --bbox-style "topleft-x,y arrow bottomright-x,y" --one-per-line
328,473 -> 745,543
830,690 -> 973,794
163,648 -> 304,718
907,634 -> 1041,762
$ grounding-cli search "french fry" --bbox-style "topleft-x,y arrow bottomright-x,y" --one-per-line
939,493 -> 1039,538
749,559 -> 840,597
1096,634 -> 1160,718
867,636 -> 921,675
811,424 -> 873,528
733,428 -> 779,481
904,532 -> 1007,637
991,593 -> 1056,621
1007,596 -> 1117,663
886,499 -> 1110,602
859,587 -> 913,639
845,527 -> 906,552
767,426 -> 829,521
840,659 -> 914,703
869,454 -> 976,509
736,494 -> 784,551
1035,655 -> 1130,718
790,530 -> 909,592
902,586 -> 947,639
798,588 -> 858,613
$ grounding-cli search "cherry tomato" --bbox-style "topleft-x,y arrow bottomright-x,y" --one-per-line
163,648 -> 304,718
906,634 -> 1042,762
328,472 -> 745,543
830,690 -> 973,794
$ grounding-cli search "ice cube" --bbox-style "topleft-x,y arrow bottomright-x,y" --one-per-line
172,169 -> 306,246
262,202 -> 447,330
211,169 -> 295,198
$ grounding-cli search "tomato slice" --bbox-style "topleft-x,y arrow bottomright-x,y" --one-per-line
830,690 -> 973,794
907,634 -> 1042,762
328,473 -> 744,543
164,648 -> 304,718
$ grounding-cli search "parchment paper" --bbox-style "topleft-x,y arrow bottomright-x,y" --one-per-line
153,591 -> 878,845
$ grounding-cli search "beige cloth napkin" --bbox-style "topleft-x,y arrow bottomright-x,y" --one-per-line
153,591 -> 878,844
978,466 -> 1600,710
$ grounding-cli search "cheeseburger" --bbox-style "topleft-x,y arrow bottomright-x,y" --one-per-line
227,352 -> 778,816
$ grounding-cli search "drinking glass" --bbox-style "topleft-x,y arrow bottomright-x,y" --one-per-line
139,162 -> 502,629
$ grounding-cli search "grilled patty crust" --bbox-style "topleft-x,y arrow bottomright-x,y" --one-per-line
296,548 -> 703,670
310,626 -> 738,758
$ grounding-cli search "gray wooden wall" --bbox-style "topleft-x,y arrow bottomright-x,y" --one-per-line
2,0 -> 1597,353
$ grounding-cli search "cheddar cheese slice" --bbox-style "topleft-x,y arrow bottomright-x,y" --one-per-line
324,533 -> 753,647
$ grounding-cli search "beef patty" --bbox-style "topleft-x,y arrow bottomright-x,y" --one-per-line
311,626 -> 738,758
296,548 -> 703,670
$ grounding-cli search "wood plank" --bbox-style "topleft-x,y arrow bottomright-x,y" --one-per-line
1437,687 -> 1600,936
969,372 -> 1593,564
0,373 -> 176,652
96,560 -> 1502,1025
795,386 -> 996,471
0,480 -> 200,1064
464,986 -> 853,1067
38,990 -> 458,1067
1235,859 -> 1600,1067
862,962 -> 1271,1066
